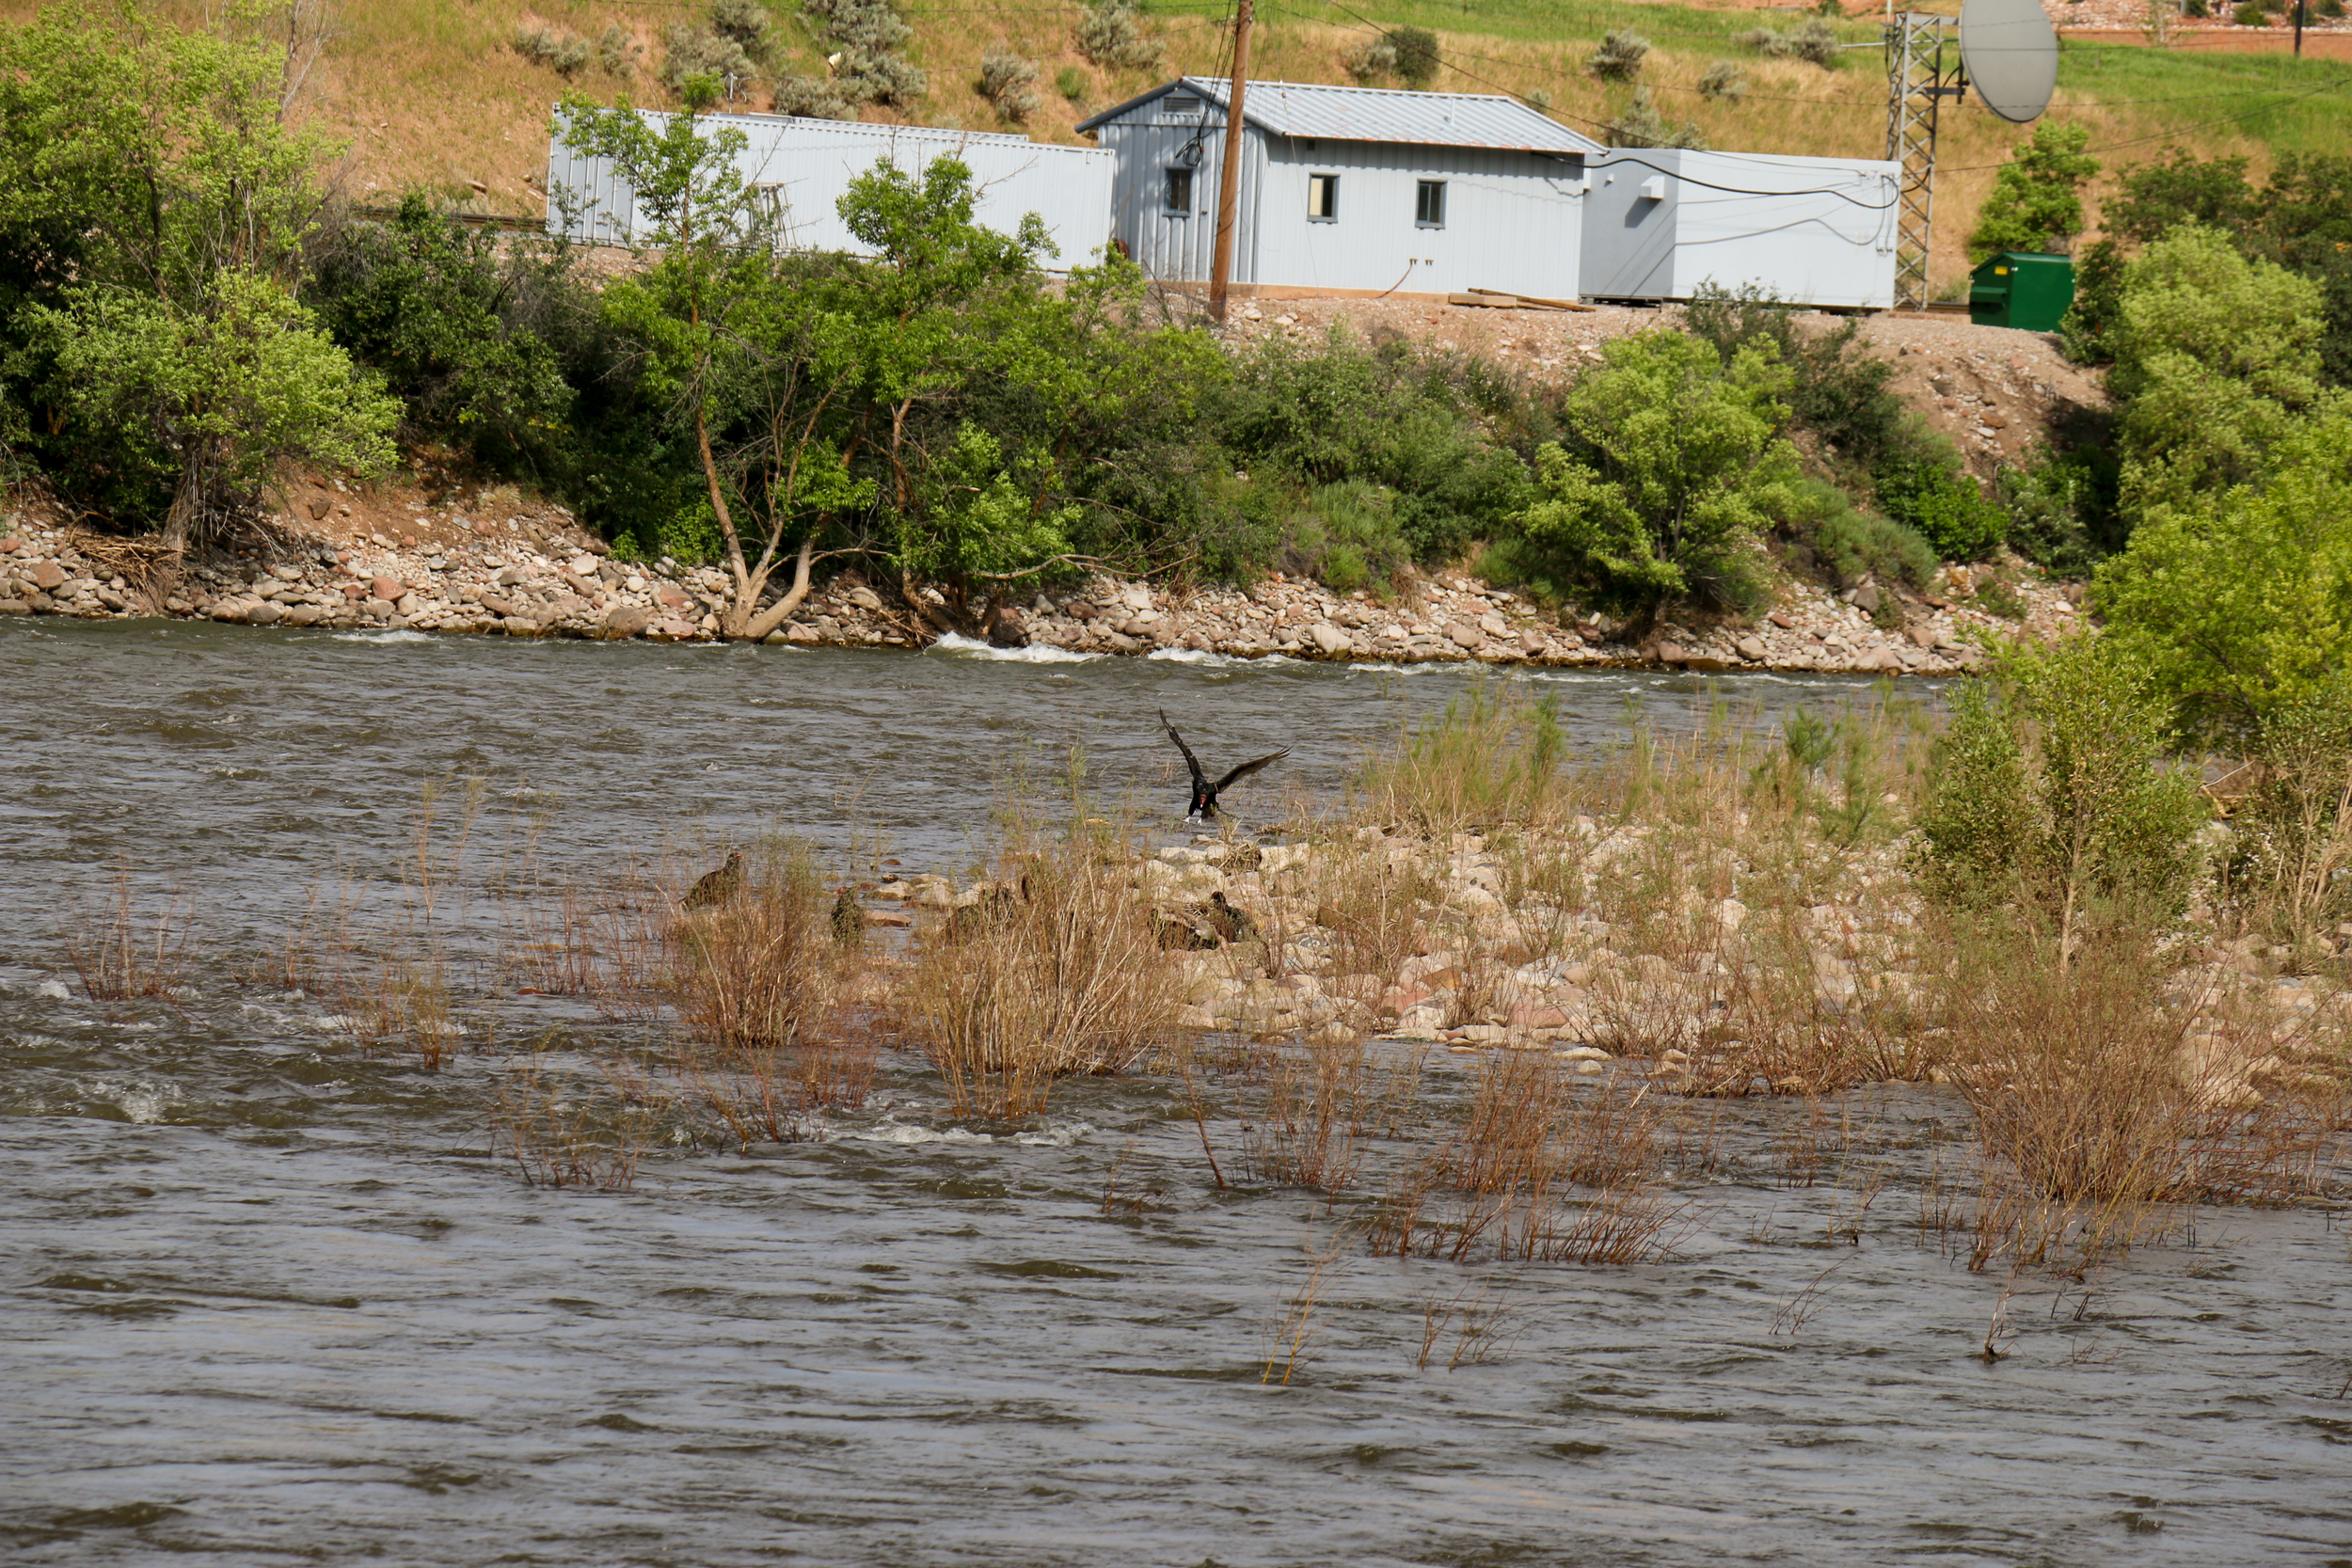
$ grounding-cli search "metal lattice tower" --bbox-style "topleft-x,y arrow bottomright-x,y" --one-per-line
1883,13 -> 1965,311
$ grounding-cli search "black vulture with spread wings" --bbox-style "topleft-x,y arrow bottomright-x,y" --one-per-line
1157,708 -> 1288,819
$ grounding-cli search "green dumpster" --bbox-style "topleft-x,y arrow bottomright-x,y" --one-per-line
1969,251 -> 2074,331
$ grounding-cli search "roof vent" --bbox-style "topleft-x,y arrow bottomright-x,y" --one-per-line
1167,95 -> 1200,116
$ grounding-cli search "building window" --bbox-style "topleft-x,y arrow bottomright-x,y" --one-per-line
1307,173 -> 1339,222
1165,166 -> 1193,215
1416,180 -> 1446,229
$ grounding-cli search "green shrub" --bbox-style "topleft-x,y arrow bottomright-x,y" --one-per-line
1389,26 -> 1441,87
2232,3 -> 2269,23
1056,64 -> 1088,102
1586,30 -> 1650,80
1914,638 -> 2206,937
1600,88 -> 1705,150
1695,62 -> 1747,102
978,49 -> 1041,122
1508,329 -> 1798,623
2094,406 -> 2352,744
1684,284 -> 1905,467
1737,20 -> 1841,66
1279,481 -> 1412,592
1997,441 -> 2123,575
1965,121 -> 2098,266
1870,424 -> 2007,560
1075,0 -> 1162,71
1777,477 -> 1936,589
516,24 -> 593,75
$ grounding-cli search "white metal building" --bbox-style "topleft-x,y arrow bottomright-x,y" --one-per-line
544,111 -> 1116,267
1578,149 -> 1901,309
1076,78 -> 1602,299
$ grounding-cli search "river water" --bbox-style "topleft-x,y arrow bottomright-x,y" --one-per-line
5,619 -> 2349,1567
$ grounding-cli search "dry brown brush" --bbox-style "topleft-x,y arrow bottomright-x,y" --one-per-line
899,829 -> 1181,1119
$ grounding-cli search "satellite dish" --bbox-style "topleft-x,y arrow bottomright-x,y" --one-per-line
1960,0 -> 2058,124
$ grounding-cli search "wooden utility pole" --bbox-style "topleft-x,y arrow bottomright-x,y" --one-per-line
1208,0 -> 1252,322
2295,0 -> 2306,55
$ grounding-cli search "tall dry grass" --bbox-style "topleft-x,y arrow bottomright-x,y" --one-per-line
492,1054 -> 652,1191
663,837 -> 874,1142
899,828 -> 1181,1119
64,865 -> 194,1002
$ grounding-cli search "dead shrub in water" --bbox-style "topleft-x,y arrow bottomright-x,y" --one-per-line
1947,930 -> 2344,1268
667,840 -> 833,1055
1698,909 -> 1934,1094
493,1055 -> 651,1191
1366,1054 -> 1684,1265
1237,1036 -> 1432,1193
65,865 -> 193,1001
500,865 -> 672,1023
666,839 -> 872,1135
901,830 -> 1180,1118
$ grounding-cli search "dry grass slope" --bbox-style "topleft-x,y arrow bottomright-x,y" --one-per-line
11,0 -> 2344,293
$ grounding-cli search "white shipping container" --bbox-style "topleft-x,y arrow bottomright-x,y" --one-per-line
546,111 -> 1117,269
1580,149 -> 1901,309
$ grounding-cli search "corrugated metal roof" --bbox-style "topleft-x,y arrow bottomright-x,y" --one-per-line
1077,77 -> 1602,156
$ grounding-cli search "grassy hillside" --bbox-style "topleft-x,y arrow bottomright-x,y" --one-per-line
8,0 -> 2345,292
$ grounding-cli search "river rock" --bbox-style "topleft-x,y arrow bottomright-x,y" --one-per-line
1851,583 -> 1883,613
284,604 -> 327,626
501,615 -> 539,636
496,566 -> 526,587
0,599 -> 27,615
0,536 -> 20,553
32,561 -> 65,591
1909,626 -> 1939,648
1309,622 -> 1352,656
1655,641 -> 1686,665
244,600 -> 285,626
845,585 -> 884,611
1447,623 -> 1484,649
785,623 -> 819,643
656,584 -> 691,611
989,608 -> 1028,648
370,577 -> 403,600
1736,636 -> 1767,660
602,604 -> 650,640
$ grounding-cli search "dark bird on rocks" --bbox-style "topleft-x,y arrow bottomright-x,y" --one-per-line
1158,708 -> 1288,820
682,850 -> 746,911
1199,890 -> 1257,945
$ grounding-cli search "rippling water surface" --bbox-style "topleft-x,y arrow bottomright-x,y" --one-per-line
5,619 -> 2349,1567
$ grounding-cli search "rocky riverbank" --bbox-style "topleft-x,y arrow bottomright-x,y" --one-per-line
0,478 -> 2085,675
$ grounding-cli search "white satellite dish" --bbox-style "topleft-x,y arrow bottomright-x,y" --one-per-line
1959,0 -> 2059,124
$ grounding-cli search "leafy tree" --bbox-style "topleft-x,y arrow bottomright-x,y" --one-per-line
0,1 -> 397,546
1914,637 -> 2206,958
1507,330 -> 1798,626
308,196 -> 577,473
37,269 -> 397,528
559,77 -> 827,639
2093,407 -> 2352,745
2099,148 -> 2258,246
2109,224 -> 2328,515
1966,122 -> 2099,264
